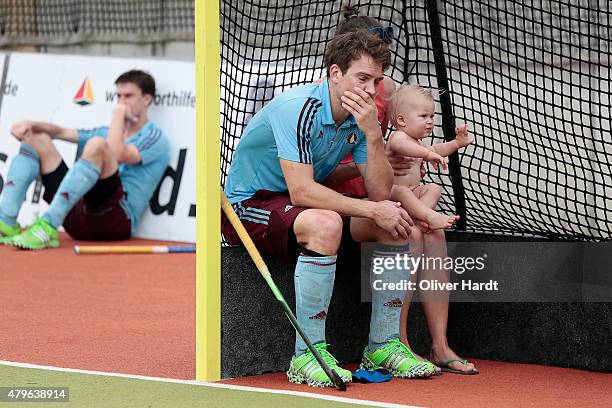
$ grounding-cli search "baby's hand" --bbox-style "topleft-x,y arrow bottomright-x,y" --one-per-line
426,150 -> 448,171
455,124 -> 474,148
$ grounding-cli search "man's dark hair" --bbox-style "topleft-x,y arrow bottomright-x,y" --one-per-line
115,70 -> 156,97
335,4 -> 382,36
324,31 -> 391,76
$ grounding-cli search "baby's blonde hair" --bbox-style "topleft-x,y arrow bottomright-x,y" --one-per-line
389,84 -> 434,128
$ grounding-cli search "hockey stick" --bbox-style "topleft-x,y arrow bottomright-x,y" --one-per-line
221,189 -> 347,391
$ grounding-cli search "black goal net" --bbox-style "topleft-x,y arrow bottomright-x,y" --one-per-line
220,0 -> 610,241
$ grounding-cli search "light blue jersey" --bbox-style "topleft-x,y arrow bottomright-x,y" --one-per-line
77,121 -> 170,233
225,80 -> 368,204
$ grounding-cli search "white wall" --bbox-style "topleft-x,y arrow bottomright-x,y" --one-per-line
0,52 -> 195,242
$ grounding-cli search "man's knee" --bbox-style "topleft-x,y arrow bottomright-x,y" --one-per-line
81,136 -> 109,158
410,226 -> 423,243
295,209 -> 343,251
306,210 -> 343,242
350,216 -> 410,246
423,228 -> 445,243
21,131 -> 52,147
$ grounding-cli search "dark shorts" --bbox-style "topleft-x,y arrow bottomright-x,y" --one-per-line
42,161 -> 131,241
222,190 -> 357,264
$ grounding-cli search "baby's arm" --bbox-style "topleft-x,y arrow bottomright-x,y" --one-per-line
431,124 -> 474,157
387,131 -> 447,170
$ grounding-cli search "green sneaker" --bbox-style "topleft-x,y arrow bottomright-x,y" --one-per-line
360,339 -> 435,378
0,219 -> 20,236
0,236 -> 15,245
0,219 -> 21,245
11,218 -> 59,250
287,343 -> 352,388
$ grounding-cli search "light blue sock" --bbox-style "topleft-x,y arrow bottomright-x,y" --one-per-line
0,144 -> 40,226
42,159 -> 101,228
368,244 -> 412,352
294,253 -> 337,357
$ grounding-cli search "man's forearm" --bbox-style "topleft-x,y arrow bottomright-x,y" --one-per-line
30,122 -> 71,139
289,181 -> 376,219
107,107 -> 128,160
363,133 -> 393,201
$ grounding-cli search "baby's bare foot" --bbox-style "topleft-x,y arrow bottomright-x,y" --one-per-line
426,212 -> 460,230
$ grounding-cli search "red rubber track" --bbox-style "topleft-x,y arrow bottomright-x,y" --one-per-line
225,361 -> 611,407
0,233 -> 195,379
1,234 -> 609,406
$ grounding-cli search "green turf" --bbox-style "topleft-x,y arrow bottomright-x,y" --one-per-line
0,364 -> 375,408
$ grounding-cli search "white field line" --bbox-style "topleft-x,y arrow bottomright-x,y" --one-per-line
0,360 -> 421,408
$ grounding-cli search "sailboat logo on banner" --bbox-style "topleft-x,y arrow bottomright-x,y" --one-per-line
73,77 -> 94,106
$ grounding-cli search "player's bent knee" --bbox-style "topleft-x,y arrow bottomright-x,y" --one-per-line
423,228 -> 445,242
410,226 -> 423,242
312,210 -> 343,241
354,218 -> 410,245
296,209 -> 343,249
21,131 -> 52,146
82,136 -> 109,157
378,231 -> 410,246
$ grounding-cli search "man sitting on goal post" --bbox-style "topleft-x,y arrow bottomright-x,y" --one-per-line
222,31 -> 437,387
0,70 -> 170,249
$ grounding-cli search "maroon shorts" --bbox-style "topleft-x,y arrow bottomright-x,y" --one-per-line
42,161 -> 131,241
222,190 -> 307,263
222,190 -> 357,264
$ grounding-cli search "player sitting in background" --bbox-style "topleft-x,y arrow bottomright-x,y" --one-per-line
0,70 -> 169,249
386,84 -> 474,231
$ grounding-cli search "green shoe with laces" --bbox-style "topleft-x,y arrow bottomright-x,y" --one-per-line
287,343 -> 352,387
360,339 -> 435,378
0,219 -> 21,245
10,218 -> 59,250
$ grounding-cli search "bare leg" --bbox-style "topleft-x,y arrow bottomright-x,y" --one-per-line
293,209 -> 343,255
396,185 -> 445,355
399,186 -> 473,372
414,183 -> 441,209
411,184 -> 460,230
80,137 -> 119,179
420,229 -> 477,373
21,131 -> 63,174
349,215 -> 410,246
397,229 -> 442,374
